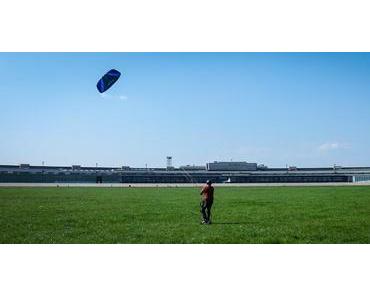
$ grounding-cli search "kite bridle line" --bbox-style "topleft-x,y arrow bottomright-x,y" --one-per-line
179,167 -> 204,220
179,167 -> 196,186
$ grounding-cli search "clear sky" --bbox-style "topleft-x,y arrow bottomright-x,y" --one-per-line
0,53 -> 369,168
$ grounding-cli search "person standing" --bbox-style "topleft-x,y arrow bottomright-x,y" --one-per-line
200,180 -> 214,224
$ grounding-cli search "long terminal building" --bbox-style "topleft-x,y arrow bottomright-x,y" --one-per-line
1,161 -> 370,184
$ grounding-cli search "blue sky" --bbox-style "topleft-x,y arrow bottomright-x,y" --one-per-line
0,53 -> 369,168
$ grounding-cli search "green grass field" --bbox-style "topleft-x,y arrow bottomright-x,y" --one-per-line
0,186 -> 369,243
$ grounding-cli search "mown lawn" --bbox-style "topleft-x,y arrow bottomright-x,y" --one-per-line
0,186 -> 369,243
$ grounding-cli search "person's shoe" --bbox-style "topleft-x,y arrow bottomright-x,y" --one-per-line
201,220 -> 207,224
206,220 -> 212,225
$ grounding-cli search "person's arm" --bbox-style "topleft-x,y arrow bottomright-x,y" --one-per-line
201,186 -> 210,196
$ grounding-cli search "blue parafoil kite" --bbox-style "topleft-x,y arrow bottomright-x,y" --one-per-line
96,69 -> 121,93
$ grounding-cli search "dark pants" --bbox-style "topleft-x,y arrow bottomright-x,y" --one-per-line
200,199 -> 213,223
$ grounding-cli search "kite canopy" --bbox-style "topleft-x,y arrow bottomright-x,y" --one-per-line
96,69 -> 121,93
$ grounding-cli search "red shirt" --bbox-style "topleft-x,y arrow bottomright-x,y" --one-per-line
200,185 -> 214,201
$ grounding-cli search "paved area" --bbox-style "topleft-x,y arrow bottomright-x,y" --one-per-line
0,182 -> 369,188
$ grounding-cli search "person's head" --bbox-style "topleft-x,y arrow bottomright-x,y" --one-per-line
206,180 -> 212,185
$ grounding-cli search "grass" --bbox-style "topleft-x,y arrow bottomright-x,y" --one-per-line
0,186 -> 369,243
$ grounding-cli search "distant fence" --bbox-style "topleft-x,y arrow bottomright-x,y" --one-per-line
352,175 -> 370,182
0,172 -> 355,184
230,175 -> 352,183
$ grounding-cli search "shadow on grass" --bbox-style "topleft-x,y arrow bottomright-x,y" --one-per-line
211,222 -> 249,225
